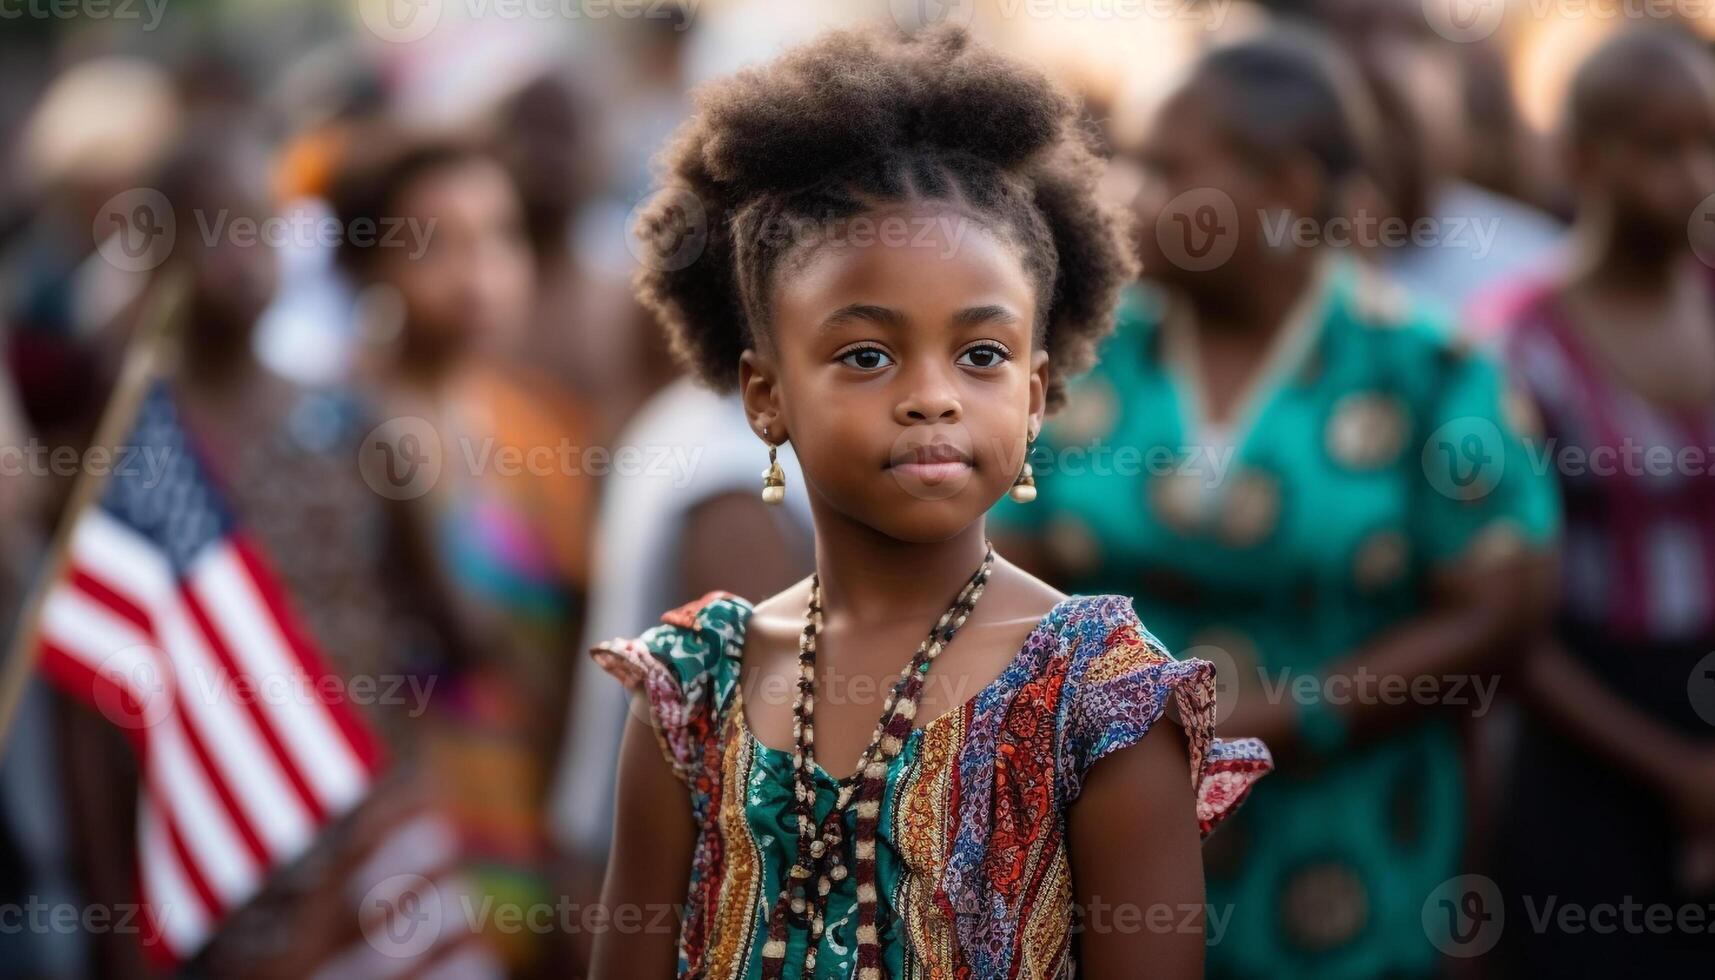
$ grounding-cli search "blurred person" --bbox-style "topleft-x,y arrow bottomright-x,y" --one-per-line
249,40 -> 391,388
53,130 -> 499,980
1312,0 -> 1565,333
4,58 -> 182,523
1493,27 -> 1715,973
607,3 -> 694,208
993,28 -> 1558,978
0,361 -> 77,980
0,55 -> 180,980
332,134 -> 596,976
491,71 -> 657,443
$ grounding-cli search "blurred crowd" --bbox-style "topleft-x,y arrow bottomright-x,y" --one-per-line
0,0 -> 1712,978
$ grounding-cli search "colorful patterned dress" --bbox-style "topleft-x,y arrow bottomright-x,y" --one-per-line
990,257 -> 1560,978
591,590 -> 1271,978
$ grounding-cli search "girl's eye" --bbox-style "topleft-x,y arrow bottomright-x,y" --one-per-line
956,344 -> 1011,369
838,346 -> 893,370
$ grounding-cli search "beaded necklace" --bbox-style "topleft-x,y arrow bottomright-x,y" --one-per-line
759,541 -> 996,980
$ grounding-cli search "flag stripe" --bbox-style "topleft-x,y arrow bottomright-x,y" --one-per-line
152,785 -> 227,924
40,644 -> 225,933
63,577 -> 277,871
148,587 -> 316,857
190,544 -> 368,810
36,640 -> 148,752
69,568 -> 150,634
233,538 -> 385,772
138,799 -> 215,957
40,589 -> 263,903
179,580 -> 330,825
72,512 -> 317,857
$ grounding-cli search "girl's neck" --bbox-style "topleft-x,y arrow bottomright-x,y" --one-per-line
806,508 -> 992,631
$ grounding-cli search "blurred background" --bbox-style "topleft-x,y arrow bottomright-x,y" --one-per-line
0,0 -> 1713,977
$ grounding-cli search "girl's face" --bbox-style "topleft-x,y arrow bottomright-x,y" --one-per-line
374,158 -> 534,363
742,201 -> 1047,543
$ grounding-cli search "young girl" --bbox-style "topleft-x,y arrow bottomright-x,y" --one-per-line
589,26 -> 1270,979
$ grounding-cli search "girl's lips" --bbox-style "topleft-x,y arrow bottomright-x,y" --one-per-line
887,443 -> 973,467
888,460 -> 973,484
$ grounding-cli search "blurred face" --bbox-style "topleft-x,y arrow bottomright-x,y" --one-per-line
181,173 -> 279,335
1323,0 -> 1463,165
375,158 -> 534,362
1129,87 -> 1291,297
741,202 -> 1047,543
1580,80 -> 1715,242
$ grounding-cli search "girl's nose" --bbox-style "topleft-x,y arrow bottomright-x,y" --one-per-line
896,373 -> 962,424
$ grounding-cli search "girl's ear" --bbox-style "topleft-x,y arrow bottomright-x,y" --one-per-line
1027,348 -> 1050,439
739,347 -> 787,442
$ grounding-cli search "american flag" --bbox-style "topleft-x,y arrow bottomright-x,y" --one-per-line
33,382 -> 384,963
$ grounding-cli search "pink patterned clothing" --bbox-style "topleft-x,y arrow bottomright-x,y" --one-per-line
592,590 -> 1271,979
1504,282 -> 1715,642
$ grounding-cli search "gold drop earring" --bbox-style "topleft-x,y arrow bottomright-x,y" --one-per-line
761,427 -> 786,505
1010,430 -> 1038,503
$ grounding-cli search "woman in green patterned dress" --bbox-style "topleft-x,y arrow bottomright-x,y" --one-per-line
992,31 -> 1559,979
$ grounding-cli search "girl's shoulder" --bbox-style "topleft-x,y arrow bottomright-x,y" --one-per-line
1030,594 -> 1274,837
594,589 -> 753,685
589,591 -> 754,785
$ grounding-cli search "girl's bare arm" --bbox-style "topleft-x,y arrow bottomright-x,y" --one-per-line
590,697 -> 695,979
1068,720 -> 1205,979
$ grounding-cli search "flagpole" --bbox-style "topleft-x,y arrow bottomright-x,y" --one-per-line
0,272 -> 188,758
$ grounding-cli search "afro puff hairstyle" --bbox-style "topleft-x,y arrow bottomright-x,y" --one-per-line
630,24 -> 1137,413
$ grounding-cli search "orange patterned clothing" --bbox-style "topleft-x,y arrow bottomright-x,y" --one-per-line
592,591 -> 1271,978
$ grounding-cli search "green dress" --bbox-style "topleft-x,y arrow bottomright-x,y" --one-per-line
991,257 -> 1558,978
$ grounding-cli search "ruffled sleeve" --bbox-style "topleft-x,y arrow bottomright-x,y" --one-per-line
588,590 -> 747,788
1058,597 -> 1272,837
